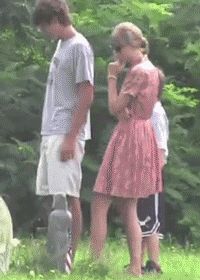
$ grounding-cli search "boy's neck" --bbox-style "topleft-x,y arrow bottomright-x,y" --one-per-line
61,25 -> 77,40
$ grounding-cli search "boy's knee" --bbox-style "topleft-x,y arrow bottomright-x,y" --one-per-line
68,196 -> 81,214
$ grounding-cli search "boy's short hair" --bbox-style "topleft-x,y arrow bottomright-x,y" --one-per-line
32,0 -> 71,26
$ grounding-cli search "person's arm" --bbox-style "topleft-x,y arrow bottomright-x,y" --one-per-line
151,106 -> 169,165
60,43 -> 94,161
60,81 -> 93,161
68,82 -> 94,138
108,63 -> 147,115
108,77 -> 132,115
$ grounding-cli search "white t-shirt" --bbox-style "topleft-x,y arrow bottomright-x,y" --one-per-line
41,33 -> 94,140
151,101 -> 169,160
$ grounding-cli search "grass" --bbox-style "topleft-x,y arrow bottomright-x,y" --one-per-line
2,237 -> 200,280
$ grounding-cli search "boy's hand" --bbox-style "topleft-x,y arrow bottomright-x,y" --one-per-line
60,135 -> 76,161
160,149 -> 166,169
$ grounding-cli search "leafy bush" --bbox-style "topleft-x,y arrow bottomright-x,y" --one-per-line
0,0 -> 200,243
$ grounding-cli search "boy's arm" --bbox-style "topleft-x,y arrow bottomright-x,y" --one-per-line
60,81 -> 93,161
60,43 -> 94,161
160,149 -> 166,168
151,107 -> 169,165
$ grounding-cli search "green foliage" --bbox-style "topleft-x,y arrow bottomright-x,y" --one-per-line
3,239 -> 200,279
164,84 -> 199,107
0,0 -> 200,244
160,82 -> 200,242
0,0 -> 50,230
157,0 -> 200,86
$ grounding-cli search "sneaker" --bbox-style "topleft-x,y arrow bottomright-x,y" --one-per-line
144,260 -> 163,274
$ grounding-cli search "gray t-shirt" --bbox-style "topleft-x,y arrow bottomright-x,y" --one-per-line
41,33 -> 94,140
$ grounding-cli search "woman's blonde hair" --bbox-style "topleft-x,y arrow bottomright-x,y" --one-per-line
111,22 -> 149,54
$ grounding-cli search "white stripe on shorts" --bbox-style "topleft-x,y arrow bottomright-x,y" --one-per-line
141,193 -> 160,237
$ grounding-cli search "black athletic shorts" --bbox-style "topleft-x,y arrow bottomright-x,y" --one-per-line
137,192 -> 165,238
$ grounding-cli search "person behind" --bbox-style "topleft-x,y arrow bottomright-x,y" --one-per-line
138,97 -> 169,274
90,22 -> 163,277
32,0 -> 94,264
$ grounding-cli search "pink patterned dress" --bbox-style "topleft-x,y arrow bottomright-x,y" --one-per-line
93,58 -> 163,198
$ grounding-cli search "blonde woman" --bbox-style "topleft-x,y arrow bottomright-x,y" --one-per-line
90,22 -> 163,277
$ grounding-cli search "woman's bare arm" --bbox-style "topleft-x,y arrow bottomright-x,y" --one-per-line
108,78 -> 133,115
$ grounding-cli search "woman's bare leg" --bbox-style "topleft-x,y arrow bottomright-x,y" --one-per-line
121,198 -> 142,276
90,193 -> 112,259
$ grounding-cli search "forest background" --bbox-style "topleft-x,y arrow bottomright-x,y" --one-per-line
0,0 -> 200,244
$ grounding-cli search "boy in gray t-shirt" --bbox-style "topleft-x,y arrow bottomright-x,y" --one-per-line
33,0 -> 94,265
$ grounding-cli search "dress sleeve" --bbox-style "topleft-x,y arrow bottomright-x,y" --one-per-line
120,67 -> 148,97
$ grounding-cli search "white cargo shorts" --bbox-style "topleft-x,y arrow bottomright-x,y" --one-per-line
36,135 -> 85,198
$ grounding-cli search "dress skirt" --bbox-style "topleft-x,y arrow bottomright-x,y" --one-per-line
93,118 -> 163,198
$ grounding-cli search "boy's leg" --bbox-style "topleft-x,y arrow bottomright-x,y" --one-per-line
141,235 -> 160,271
144,234 -> 162,274
145,191 -> 165,272
137,193 -> 162,272
68,196 -> 82,262
146,234 -> 160,265
37,136 -> 86,263
141,238 -> 147,267
63,139 -> 86,261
